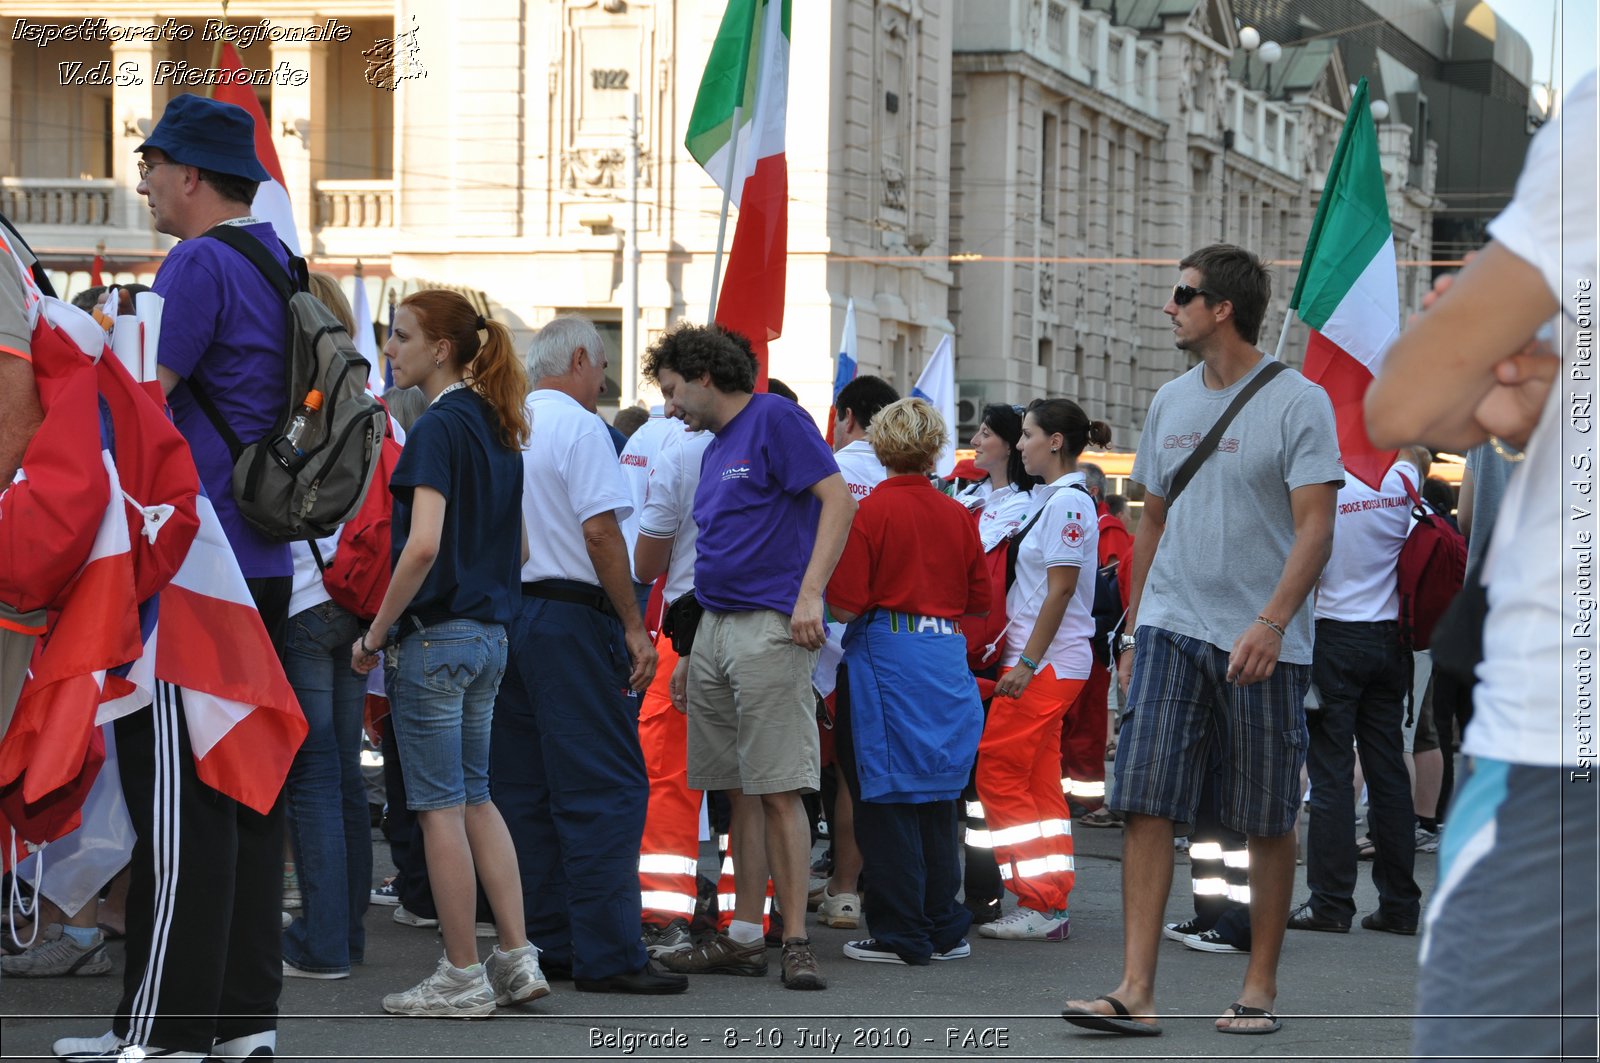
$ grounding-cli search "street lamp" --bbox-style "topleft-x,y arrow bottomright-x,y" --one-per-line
1222,27 -> 1281,238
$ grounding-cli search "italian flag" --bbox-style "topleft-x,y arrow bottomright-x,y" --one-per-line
1291,77 -> 1398,489
210,43 -> 302,254
687,0 -> 790,385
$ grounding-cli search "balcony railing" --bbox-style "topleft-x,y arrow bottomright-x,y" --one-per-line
1,178 -> 115,226
315,180 -> 395,229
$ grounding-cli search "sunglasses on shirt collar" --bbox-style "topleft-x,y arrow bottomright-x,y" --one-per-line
1171,284 -> 1221,307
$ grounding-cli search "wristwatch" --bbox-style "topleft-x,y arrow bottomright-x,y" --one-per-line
1116,634 -> 1137,656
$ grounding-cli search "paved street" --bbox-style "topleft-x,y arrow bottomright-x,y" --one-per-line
1,822 -> 1429,1062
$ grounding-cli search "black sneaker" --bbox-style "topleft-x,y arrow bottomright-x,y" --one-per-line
1287,901 -> 1350,933
964,897 -> 1003,925
1360,911 -> 1418,936
1162,917 -> 1206,943
1182,928 -> 1249,954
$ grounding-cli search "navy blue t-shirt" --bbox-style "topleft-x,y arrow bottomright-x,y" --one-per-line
389,387 -> 522,627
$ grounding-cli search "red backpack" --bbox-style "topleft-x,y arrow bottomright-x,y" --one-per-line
1395,472 -> 1467,650
317,411 -> 402,620
962,508 -> 1044,670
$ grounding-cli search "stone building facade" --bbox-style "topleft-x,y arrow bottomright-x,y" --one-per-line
5,0 -> 1503,439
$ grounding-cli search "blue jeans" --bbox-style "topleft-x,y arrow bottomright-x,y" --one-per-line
281,601 -> 371,974
385,618 -> 508,812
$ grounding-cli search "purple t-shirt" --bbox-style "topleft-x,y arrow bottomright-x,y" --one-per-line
155,222 -> 292,579
693,393 -> 840,614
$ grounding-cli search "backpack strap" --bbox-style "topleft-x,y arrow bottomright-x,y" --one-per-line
1164,359 -> 1288,508
1397,470 -> 1427,513
189,225 -> 303,460
1004,506 -> 1046,590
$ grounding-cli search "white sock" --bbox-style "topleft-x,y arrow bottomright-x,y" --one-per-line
727,919 -> 764,944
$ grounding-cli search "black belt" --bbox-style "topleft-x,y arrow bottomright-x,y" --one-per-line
522,578 -> 618,621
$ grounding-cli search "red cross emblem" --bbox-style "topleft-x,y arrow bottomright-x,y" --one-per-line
1062,522 -> 1085,547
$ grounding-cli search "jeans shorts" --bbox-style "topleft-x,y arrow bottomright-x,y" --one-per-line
1109,625 -> 1310,837
384,617 -> 509,812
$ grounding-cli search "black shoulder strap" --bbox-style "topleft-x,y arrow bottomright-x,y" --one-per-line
200,224 -> 300,299
1004,505 -> 1047,588
188,225 -> 303,459
1164,359 -> 1288,509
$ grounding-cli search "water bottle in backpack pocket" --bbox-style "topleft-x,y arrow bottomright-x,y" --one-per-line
190,225 -> 387,541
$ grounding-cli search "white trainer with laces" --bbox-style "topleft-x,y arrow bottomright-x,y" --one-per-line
816,888 -> 861,929
976,906 -> 1070,941
486,942 -> 550,1006
383,957 -> 497,1018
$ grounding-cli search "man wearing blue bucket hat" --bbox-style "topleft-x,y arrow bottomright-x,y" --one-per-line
55,93 -> 293,1063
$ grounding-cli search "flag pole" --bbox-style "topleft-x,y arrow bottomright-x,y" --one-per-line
206,0 -> 230,95
705,0 -> 763,324
1271,304 -> 1294,361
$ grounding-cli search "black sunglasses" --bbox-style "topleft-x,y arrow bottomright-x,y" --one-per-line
1171,284 -> 1220,307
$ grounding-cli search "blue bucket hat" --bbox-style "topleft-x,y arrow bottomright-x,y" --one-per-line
136,93 -> 271,182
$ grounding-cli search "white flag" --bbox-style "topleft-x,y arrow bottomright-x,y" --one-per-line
350,278 -> 383,393
911,333 -> 957,478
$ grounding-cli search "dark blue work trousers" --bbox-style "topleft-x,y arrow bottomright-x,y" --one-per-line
834,665 -> 972,964
490,595 -> 650,980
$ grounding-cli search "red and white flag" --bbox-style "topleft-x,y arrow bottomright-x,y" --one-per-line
687,0 -> 790,385
212,43 -> 301,254
152,494 -> 306,813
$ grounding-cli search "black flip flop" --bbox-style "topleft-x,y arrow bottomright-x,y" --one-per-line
1218,1002 -> 1281,1034
1061,994 -> 1162,1036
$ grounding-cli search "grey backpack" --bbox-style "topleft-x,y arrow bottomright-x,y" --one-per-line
191,225 -> 385,541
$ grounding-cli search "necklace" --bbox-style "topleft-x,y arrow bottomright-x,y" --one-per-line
430,379 -> 469,406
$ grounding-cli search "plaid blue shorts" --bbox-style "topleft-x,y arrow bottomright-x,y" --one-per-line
1109,625 -> 1310,837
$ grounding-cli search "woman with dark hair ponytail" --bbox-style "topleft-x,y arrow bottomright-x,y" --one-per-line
958,403 -> 1044,549
974,398 -> 1112,942
350,290 -> 543,1017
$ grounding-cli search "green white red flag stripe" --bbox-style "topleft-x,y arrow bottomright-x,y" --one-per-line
1290,77 -> 1397,489
687,0 -> 789,384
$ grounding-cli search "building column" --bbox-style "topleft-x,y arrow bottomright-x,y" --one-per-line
270,39 -> 327,251
111,35 -> 167,232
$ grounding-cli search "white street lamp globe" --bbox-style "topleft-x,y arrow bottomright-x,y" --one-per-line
1259,40 -> 1282,64
1370,99 -> 1390,121
1239,26 -> 1261,52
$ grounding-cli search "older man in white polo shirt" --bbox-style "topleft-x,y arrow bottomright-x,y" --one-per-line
489,315 -> 684,995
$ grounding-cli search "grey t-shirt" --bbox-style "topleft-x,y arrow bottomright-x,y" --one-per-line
1131,356 -> 1343,664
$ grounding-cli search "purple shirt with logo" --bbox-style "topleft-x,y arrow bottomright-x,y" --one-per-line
155,222 -> 292,579
693,392 -> 840,614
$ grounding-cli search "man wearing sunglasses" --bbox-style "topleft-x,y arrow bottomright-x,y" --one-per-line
1063,244 -> 1341,1038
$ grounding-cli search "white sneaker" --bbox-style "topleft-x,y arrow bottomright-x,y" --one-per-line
976,906 -> 1070,941
382,957 -> 497,1018
1414,826 -> 1440,853
53,1031 -> 120,1060
485,942 -> 550,1006
817,888 -> 861,929
394,905 -> 439,929
53,1034 -> 206,1062
282,959 -> 349,980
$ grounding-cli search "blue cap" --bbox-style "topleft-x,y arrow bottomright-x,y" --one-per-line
136,93 -> 271,182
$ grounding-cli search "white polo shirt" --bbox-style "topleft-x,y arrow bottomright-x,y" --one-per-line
1003,471 -> 1099,679
617,410 -> 680,573
973,482 -> 1041,551
637,425 -> 713,603
520,389 -> 633,586
834,438 -> 888,501
1316,460 -> 1422,623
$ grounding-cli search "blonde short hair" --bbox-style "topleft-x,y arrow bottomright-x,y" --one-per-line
870,397 -> 947,474
307,272 -> 357,335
